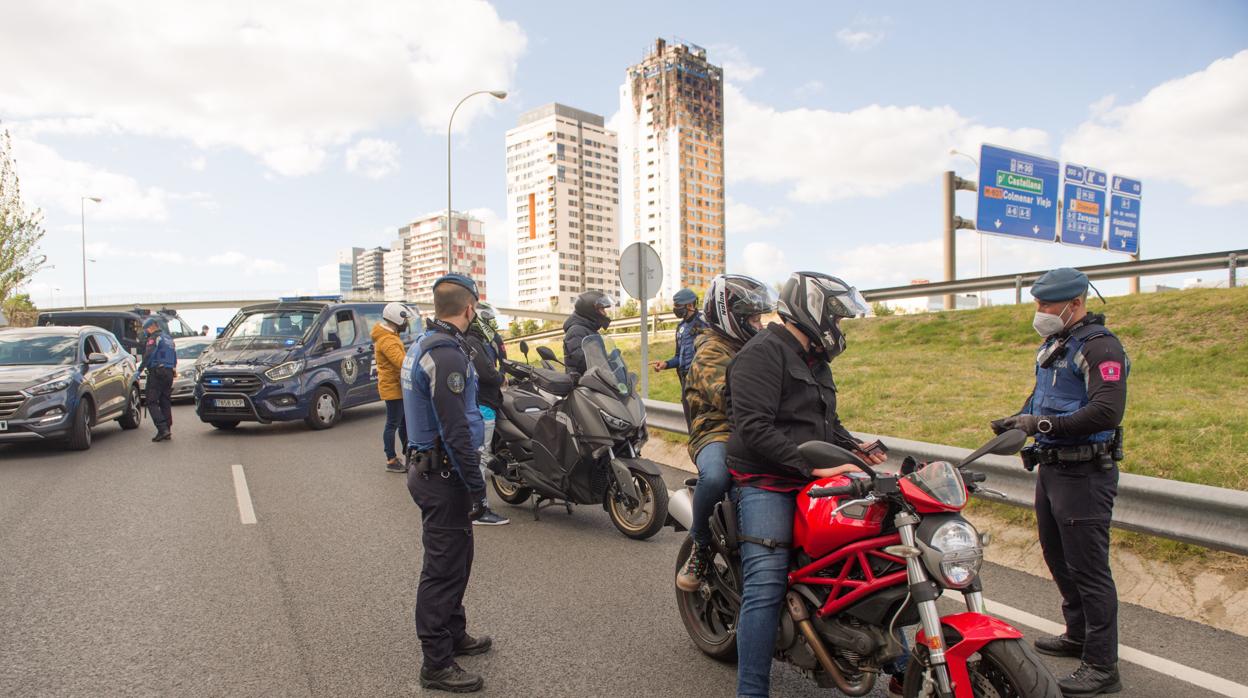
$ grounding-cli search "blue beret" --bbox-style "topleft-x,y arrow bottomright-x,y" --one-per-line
673,288 -> 697,305
433,273 -> 479,300
1031,267 -> 1089,302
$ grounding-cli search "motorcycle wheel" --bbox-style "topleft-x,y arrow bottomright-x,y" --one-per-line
903,638 -> 1061,698
673,536 -> 739,663
490,475 -> 532,505
605,470 -> 668,540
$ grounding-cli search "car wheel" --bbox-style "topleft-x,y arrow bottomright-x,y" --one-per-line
65,397 -> 93,451
118,386 -> 142,430
304,386 -> 340,430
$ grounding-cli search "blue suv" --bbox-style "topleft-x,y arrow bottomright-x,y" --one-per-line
193,297 -> 414,431
0,326 -> 143,450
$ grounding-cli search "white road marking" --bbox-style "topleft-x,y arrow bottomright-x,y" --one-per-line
943,590 -> 1248,698
231,464 -> 257,525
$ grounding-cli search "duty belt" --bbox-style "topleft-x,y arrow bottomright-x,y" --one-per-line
1034,442 -> 1111,465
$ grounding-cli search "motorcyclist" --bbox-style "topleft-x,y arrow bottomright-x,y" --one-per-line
561,290 -> 615,375
724,271 -> 887,698
375,302 -> 416,472
675,274 -> 775,593
464,301 -> 509,526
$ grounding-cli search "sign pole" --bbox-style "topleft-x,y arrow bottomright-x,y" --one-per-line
1129,253 -> 1140,294
943,171 -> 956,310
638,249 -> 649,399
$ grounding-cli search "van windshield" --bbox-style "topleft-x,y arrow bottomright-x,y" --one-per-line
222,309 -> 318,346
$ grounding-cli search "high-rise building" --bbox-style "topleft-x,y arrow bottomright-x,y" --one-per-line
317,247 -> 362,293
619,38 -> 725,297
354,246 -> 388,292
506,103 -> 620,312
389,212 -> 488,305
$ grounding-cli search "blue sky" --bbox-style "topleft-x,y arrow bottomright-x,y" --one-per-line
4,0 -> 1246,326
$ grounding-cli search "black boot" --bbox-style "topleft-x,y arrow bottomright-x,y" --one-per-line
1034,633 -> 1084,657
454,634 -> 493,656
419,663 -> 483,693
152,430 -> 171,442
1059,662 -> 1121,697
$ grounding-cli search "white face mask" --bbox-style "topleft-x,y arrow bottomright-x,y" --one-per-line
1032,303 -> 1071,337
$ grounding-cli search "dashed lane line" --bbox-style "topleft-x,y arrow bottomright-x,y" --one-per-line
231,464 -> 257,525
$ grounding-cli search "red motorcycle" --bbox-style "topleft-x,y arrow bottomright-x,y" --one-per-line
672,430 -> 1060,697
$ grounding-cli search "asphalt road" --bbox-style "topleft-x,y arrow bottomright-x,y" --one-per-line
2,403 -> 1245,697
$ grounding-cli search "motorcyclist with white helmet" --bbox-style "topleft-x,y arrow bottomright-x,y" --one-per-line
374,301 -> 417,472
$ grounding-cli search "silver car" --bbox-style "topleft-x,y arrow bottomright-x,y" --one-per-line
140,336 -> 215,402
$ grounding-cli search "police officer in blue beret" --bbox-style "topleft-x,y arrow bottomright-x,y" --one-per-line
992,267 -> 1129,697
401,273 -> 493,693
139,316 -> 177,442
652,288 -> 707,423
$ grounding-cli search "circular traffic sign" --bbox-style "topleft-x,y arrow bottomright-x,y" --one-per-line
618,242 -> 663,300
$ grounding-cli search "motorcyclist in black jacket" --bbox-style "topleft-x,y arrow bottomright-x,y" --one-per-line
561,291 -> 615,375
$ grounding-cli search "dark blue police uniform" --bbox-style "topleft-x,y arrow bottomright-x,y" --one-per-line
140,321 -> 177,439
401,314 -> 487,674
664,309 -> 707,382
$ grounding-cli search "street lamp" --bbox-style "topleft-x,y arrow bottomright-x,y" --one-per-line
949,149 -> 987,306
446,90 -> 506,276
80,196 -> 102,308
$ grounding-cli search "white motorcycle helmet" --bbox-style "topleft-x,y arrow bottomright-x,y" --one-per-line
382,302 -> 416,330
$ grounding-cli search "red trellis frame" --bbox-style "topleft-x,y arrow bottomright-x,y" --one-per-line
788,533 -> 907,618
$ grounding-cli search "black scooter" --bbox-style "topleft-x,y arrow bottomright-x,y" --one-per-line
488,334 -> 669,540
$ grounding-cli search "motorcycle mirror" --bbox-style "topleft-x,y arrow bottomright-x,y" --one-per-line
536,346 -> 558,362
519,340 -> 530,358
958,429 -> 1028,468
797,441 -> 877,479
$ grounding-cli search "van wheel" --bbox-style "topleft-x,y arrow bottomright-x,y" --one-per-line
65,398 -> 93,451
118,387 -> 142,430
305,387 -> 340,430
210,421 -> 240,430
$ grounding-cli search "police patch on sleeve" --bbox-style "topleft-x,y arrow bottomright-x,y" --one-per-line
447,371 -> 466,394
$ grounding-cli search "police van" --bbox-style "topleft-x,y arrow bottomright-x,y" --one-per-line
193,296 -> 416,430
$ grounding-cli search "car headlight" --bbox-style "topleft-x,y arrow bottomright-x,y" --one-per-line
599,409 -> 632,431
265,360 -> 304,382
920,519 -> 983,589
179,367 -> 198,380
25,375 -> 74,396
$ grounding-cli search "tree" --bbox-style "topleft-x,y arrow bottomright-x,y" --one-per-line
872,302 -> 896,317
619,298 -> 639,318
0,127 -> 48,305
1,292 -> 37,327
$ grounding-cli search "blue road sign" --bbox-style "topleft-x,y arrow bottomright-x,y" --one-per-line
976,144 -> 1060,242
1061,163 -> 1108,250
1108,193 -> 1141,255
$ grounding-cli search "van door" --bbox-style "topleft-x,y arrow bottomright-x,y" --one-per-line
314,309 -> 364,408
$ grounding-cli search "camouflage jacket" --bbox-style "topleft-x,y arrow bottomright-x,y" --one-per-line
684,329 -> 743,461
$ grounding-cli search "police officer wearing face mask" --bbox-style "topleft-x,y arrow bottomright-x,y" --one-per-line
992,267 -> 1129,698
401,273 -> 493,693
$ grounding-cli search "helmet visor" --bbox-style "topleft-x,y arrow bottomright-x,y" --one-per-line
810,278 -> 869,319
725,278 -> 778,317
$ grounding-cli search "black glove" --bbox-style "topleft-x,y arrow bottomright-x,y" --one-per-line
469,497 -> 486,520
999,414 -> 1042,436
990,418 -> 1011,435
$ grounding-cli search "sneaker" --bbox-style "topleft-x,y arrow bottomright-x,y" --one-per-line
384,458 -> 407,473
1058,661 -> 1121,697
453,634 -> 493,657
152,430 -> 171,442
419,663 -> 483,693
472,508 -> 510,526
675,542 -> 710,592
1034,633 -> 1085,658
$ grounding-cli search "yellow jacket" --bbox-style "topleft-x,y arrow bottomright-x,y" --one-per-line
372,322 -> 406,401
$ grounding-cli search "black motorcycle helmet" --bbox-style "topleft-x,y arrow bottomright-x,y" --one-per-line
776,272 -> 868,360
704,274 -> 776,344
574,290 -> 616,330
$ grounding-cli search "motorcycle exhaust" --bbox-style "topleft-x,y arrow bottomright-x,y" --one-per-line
785,592 -> 873,697
668,486 -> 694,531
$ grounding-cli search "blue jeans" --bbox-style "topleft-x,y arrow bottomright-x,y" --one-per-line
690,442 -> 731,548
383,399 -> 407,460
734,485 -> 795,698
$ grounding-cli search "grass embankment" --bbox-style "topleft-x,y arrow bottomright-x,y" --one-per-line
526,287 -> 1248,563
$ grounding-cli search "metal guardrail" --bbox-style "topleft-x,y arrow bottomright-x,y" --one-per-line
643,399 -> 1248,556
505,313 -> 679,342
863,249 -> 1245,302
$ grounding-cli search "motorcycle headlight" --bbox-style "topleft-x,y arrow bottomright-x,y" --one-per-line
599,409 -> 632,431
920,519 -> 983,589
265,360 -> 304,382
25,375 -> 74,396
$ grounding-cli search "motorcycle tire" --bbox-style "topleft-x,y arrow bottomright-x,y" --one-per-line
490,474 -> 532,505
903,638 -> 1061,698
605,470 -> 668,540
673,536 -> 739,663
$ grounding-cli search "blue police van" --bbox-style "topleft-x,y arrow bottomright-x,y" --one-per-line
193,296 -> 415,431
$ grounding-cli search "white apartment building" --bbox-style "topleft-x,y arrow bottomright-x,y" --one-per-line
354,246 -> 388,292
505,103 -> 620,312
383,240 -> 407,301
387,212 -> 488,305
619,39 -> 725,297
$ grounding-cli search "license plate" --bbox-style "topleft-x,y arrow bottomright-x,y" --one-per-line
0,421 -> 7,431
214,399 -> 245,408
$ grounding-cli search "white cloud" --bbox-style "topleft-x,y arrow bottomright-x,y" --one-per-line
85,241 -> 188,265
207,251 -> 286,275
345,138 -> 400,180
726,196 -> 790,234
724,83 -> 1049,202
188,155 -> 207,172
0,0 -> 525,176
835,28 -> 885,51
1061,50 -> 1248,205
827,236 -> 1068,291
710,44 -> 763,82
741,241 -> 788,282
10,137 -> 172,221
468,207 -> 506,255
794,80 -> 825,99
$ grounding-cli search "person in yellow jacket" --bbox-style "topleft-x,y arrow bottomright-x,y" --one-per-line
375,302 -> 417,472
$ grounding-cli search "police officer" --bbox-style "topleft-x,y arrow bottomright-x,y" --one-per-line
140,317 -> 177,442
401,273 -> 493,693
993,267 -> 1128,698
651,287 -> 706,385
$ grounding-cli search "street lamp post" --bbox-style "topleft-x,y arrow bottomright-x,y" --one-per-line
446,90 -> 506,277
80,196 -> 102,308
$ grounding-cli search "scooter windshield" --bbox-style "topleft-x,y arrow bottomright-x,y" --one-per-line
903,461 -> 968,508
582,334 -> 632,394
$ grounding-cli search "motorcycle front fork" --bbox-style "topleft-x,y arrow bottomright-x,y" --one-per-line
897,518 -> 957,698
